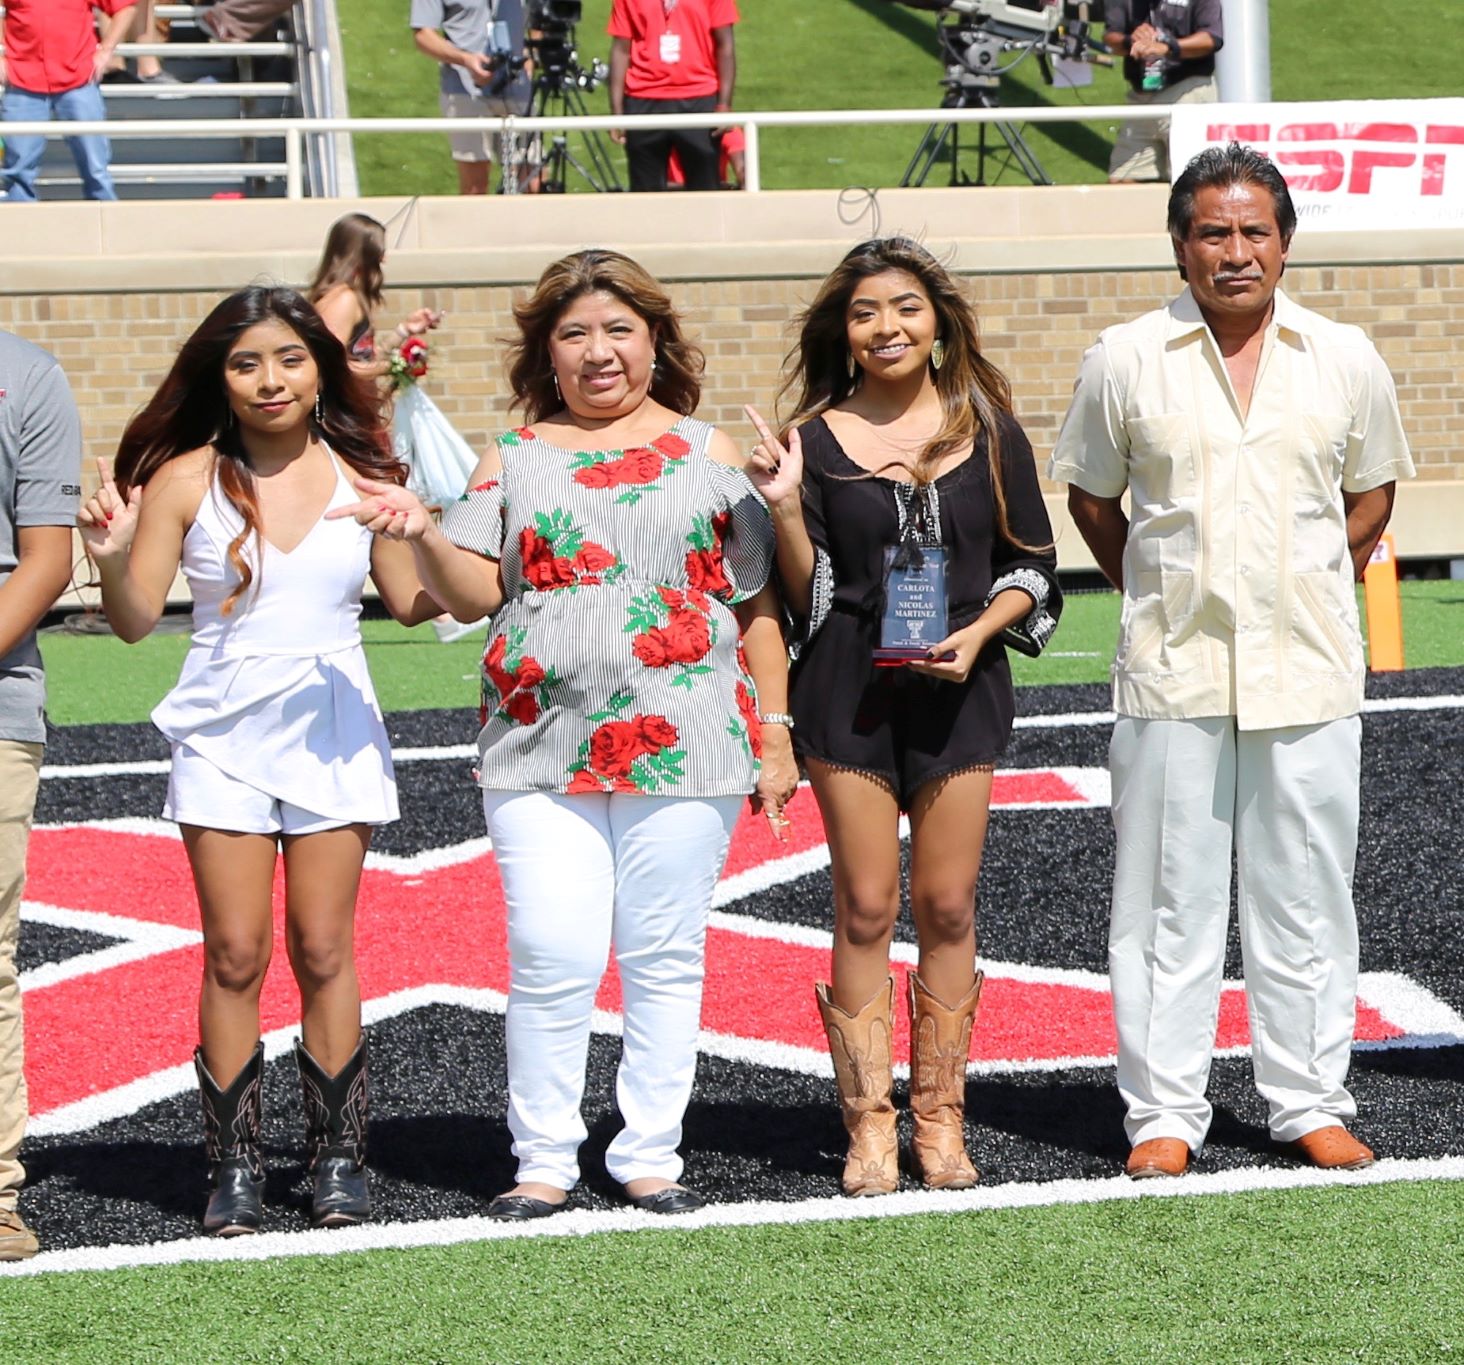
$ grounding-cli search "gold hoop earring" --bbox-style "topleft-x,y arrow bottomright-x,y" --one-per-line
930,339 -> 945,372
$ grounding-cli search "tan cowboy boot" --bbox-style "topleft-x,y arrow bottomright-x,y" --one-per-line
908,971 -> 983,1190
815,977 -> 898,1197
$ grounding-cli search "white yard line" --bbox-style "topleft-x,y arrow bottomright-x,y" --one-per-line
4,1154 -> 1462,1279
35,692 -> 1464,781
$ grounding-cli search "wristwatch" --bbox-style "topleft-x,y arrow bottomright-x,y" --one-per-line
759,711 -> 795,729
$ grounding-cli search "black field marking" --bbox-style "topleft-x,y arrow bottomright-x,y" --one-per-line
17,922 -> 123,976
18,1003 -> 1464,1250
18,666 -> 1464,1248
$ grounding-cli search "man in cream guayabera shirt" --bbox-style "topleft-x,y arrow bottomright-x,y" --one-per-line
1050,143 -> 1414,1181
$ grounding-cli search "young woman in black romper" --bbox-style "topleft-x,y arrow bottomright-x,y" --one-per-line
746,238 -> 1061,1195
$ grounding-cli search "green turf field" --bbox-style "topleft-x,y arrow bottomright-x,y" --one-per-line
7,1181 -> 1464,1362
340,0 -> 1456,196
36,580 -> 1464,725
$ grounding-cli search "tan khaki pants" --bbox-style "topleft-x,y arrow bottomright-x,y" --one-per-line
0,741 -> 43,1210
1108,73 -> 1218,182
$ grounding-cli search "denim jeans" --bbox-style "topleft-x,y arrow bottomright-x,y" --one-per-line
2,81 -> 117,202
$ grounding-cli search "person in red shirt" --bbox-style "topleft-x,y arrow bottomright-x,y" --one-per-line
607,0 -> 737,193
1,0 -> 136,202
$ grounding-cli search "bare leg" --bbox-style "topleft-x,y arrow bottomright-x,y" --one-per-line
456,161 -> 490,196
805,758 -> 903,1013
281,824 -> 370,1075
907,767 -> 994,1003
183,826 -> 279,1084
135,0 -> 164,80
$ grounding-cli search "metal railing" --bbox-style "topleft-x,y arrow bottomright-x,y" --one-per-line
0,106 -> 1171,198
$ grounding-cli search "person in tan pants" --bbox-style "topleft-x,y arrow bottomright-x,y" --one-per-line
0,329 -> 82,1260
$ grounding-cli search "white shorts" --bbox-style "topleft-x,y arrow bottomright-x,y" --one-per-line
164,743 -> 351,836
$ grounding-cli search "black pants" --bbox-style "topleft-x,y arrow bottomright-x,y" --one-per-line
624,94 -> 720,192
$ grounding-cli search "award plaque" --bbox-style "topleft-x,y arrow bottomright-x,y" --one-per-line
874,543 -> 949,663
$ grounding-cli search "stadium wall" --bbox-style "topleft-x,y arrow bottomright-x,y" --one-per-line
1,186 -> 1460,589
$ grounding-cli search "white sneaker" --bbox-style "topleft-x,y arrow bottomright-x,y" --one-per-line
432,616 -> 488,644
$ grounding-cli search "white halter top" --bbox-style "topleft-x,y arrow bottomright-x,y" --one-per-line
151,453 -> 398,825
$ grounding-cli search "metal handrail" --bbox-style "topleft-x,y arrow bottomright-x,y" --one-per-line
297,0 -> 341,197
0,107 -> 1173,198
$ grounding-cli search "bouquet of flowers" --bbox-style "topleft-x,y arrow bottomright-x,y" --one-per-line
387,334 -> 431,390
387,335 -> 479,508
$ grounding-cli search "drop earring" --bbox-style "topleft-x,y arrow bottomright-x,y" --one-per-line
930,339 -> 945,372
847,351 -> 858,381
551,370 -> 562,403
314,391 -> 324,424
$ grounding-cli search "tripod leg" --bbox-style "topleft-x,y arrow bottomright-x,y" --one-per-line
565,86 -> 623,192
993,121 -> 1052,186
901,123 -> 955,189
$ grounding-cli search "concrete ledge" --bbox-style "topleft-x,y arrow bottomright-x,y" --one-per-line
4,187 -> 1462,292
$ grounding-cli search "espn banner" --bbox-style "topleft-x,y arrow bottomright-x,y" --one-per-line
1169,98 -> 1464,232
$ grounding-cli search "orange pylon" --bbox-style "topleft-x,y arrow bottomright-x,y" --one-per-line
1363,532 -> 1404,672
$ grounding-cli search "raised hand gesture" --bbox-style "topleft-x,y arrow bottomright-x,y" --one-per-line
325,477 -> 433,542
77,457 -> 142,562
742,405 -> 803,510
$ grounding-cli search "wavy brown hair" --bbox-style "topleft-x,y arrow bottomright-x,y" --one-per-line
507,249 -> 704,423
779,236 -> 1043,551
306,212 -> 386,315
115,286 -> 404,614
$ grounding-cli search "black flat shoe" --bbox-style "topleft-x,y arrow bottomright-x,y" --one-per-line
628,1186 -> 706,1215
487,1194 -> 566,1222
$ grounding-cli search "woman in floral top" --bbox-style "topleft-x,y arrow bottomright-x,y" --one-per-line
332,250 -> 796,1220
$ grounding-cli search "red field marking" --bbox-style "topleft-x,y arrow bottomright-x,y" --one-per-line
20,791 -> 1410,1118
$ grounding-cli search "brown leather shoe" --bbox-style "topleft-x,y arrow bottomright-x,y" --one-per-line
1125,1138 -> 1190,1179
1284,1125 -> 1376,1170
815,978 -> 899,1197
0,1208 -> 39,1260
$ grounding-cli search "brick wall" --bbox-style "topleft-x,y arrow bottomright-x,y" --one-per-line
7,262 -> 1459,491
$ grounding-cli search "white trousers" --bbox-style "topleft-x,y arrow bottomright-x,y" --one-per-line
1109,715 -> 1363,1151
483,789 -> 742,1190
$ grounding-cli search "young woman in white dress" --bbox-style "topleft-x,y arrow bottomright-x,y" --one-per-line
78,287 -> 440,1236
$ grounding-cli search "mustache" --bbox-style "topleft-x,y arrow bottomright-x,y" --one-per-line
1213,270 -> 1265,284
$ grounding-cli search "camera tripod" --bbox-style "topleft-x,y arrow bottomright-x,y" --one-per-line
516,42 -> 623,194
901,83 -> 1052,187
901,22 -> 1053,188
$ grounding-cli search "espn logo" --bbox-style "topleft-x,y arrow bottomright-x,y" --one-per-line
1208,121 -> 1464,196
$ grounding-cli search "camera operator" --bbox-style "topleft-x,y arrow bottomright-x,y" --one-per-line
607,0 -> 738,193
411,0 -> 535,195
1104,0 -> 1222,183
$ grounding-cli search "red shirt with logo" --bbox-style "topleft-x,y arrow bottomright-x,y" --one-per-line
2,0 -> 132,95
608,0 -> 739,101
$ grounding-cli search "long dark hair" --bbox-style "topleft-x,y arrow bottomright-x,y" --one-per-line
115,286 -> 404,613
306,212 -> 386,314
507,249 -> 703,423
779,236 -> 1040,551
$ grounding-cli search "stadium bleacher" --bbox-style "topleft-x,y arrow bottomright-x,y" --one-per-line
0,2 -> 349,199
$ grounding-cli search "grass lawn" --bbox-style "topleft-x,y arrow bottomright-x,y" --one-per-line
37,581 -> 1463,726
340,0 -> 1456,197
7,1181 -> 1464,1362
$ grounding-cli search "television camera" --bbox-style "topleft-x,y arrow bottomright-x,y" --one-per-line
900,0 -> 1110,187
509,0 -> 621,193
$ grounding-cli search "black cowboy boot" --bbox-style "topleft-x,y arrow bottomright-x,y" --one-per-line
195,1042 -> 266,1237
295,1035 -> 371,1228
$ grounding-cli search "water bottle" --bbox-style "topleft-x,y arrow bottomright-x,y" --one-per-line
1142,55 -> 1165,91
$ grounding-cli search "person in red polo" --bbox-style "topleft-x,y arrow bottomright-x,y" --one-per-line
1,0 -> 136,202
607,0 -> 737,193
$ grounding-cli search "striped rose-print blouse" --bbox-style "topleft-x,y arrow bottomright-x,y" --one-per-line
439,417 -> 774,798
